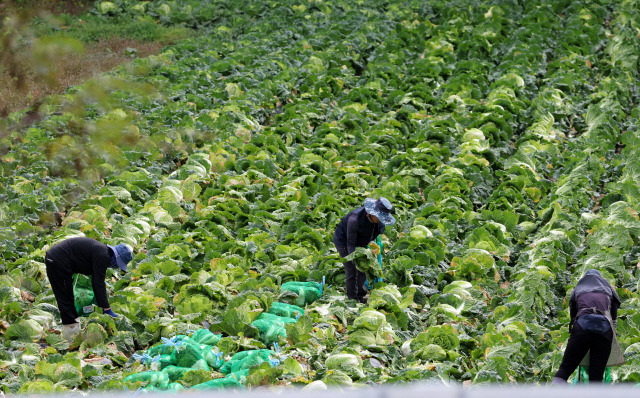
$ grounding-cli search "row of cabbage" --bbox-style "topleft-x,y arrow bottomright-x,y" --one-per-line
568,0 -> 640,381
437,0 -> 640,383
451,0 -> 625,383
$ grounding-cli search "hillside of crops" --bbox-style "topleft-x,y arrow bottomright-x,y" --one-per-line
1,0 -> 640,393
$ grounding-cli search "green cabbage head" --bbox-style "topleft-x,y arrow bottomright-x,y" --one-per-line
325,353 -> 365,379
98,2 -> 117,14
349,309 -> 396,346
415,344 -> 447,361
322,369 -> 353,386
411,325 -> 460,361
420,324 -> 460,350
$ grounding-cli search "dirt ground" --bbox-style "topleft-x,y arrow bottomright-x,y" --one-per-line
0,38 -> 167,117
0,0 -> 183,118
1,0 -> 93,16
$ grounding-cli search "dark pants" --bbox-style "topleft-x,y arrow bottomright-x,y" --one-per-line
554,331 -> 612,383
335,245 -> 367,302
45,253 -> 78,325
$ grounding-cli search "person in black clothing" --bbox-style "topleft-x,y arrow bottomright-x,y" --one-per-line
333,197 -> 395,303
45,237 -> 133,340
552,269 -> 621,384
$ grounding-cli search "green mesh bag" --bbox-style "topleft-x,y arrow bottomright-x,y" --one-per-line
256,312 -> 297,326
228,349 -> 273,362
161,366 -> 193,382
190,329 -> 222,345
268,302 -> 305,318
170,343 -> 209,370
73,274 -> 96,317
281,281 -> 323,306
190,377 -> 243,390
147,344 -> 174,358
146,335 -> 190,357
158,354 -> 173,370
230,354 -> 268,373
167,382 -> 185,391
202,346 -> 225,370
219,361 -> 233,375
252,320 -> 287,345
219,350 -> 273,375
226,368 -> 250,382
124,371 -> 169,389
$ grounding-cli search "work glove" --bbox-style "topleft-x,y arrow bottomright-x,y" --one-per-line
103,308 -> 118,318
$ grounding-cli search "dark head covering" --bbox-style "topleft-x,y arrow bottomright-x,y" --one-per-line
107,244 -> 133,272
570,269 -> 620,306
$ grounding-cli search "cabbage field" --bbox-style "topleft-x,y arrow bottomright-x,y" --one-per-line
2,0 -> 640,393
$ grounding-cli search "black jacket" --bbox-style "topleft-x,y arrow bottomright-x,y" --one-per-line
333,207 -> 385,255
46,237 -> 112,309
570,292 -> 619,322
570,269 -> 620,322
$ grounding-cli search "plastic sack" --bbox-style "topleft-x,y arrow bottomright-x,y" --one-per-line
219,349 -> 273,375
252,313 -> 297,345
256,312 -> 297,326
268,302 -> 305,318
572,366 -> 612,384
227,349 -> 273,363
226,368 -> 250,382
124,371 -> 169,389
202,347 -> 225,370
161,366 -> 193,382
147,345 -> 174,358
167,382 -> 185,391
147,335 -> 191,357
230,350 -> 273,373
190,377 -> 243,390
73,274 -> 95,317
365,236 -> 384,290
190,329 -> 222,345
281,281 -> 323,306
251,319 -> 286,345
170,342 -> 210,371
158,354 -> 173,370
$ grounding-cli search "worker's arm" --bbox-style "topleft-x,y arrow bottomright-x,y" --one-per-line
346,213 -> 359,255
91,253 -> 110,310
611,297 -> 619,326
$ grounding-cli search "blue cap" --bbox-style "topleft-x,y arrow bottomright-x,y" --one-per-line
107,244 -> 133,272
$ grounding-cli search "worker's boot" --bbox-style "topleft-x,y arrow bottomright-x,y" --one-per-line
62,319 -> 81,342
551,377 -> 567,385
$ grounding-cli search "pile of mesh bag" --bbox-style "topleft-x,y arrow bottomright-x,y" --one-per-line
124,329 -> 242,392
251,280 -> 322,345
124,281 -> 323,392
251,302 -> 305,345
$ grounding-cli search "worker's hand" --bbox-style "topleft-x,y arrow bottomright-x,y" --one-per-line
103,308 -> 118,318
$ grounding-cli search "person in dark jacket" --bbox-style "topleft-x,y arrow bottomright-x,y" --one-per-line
333,197 -> 395,303
45,237 -> 133,340
552,269 -> 621,384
